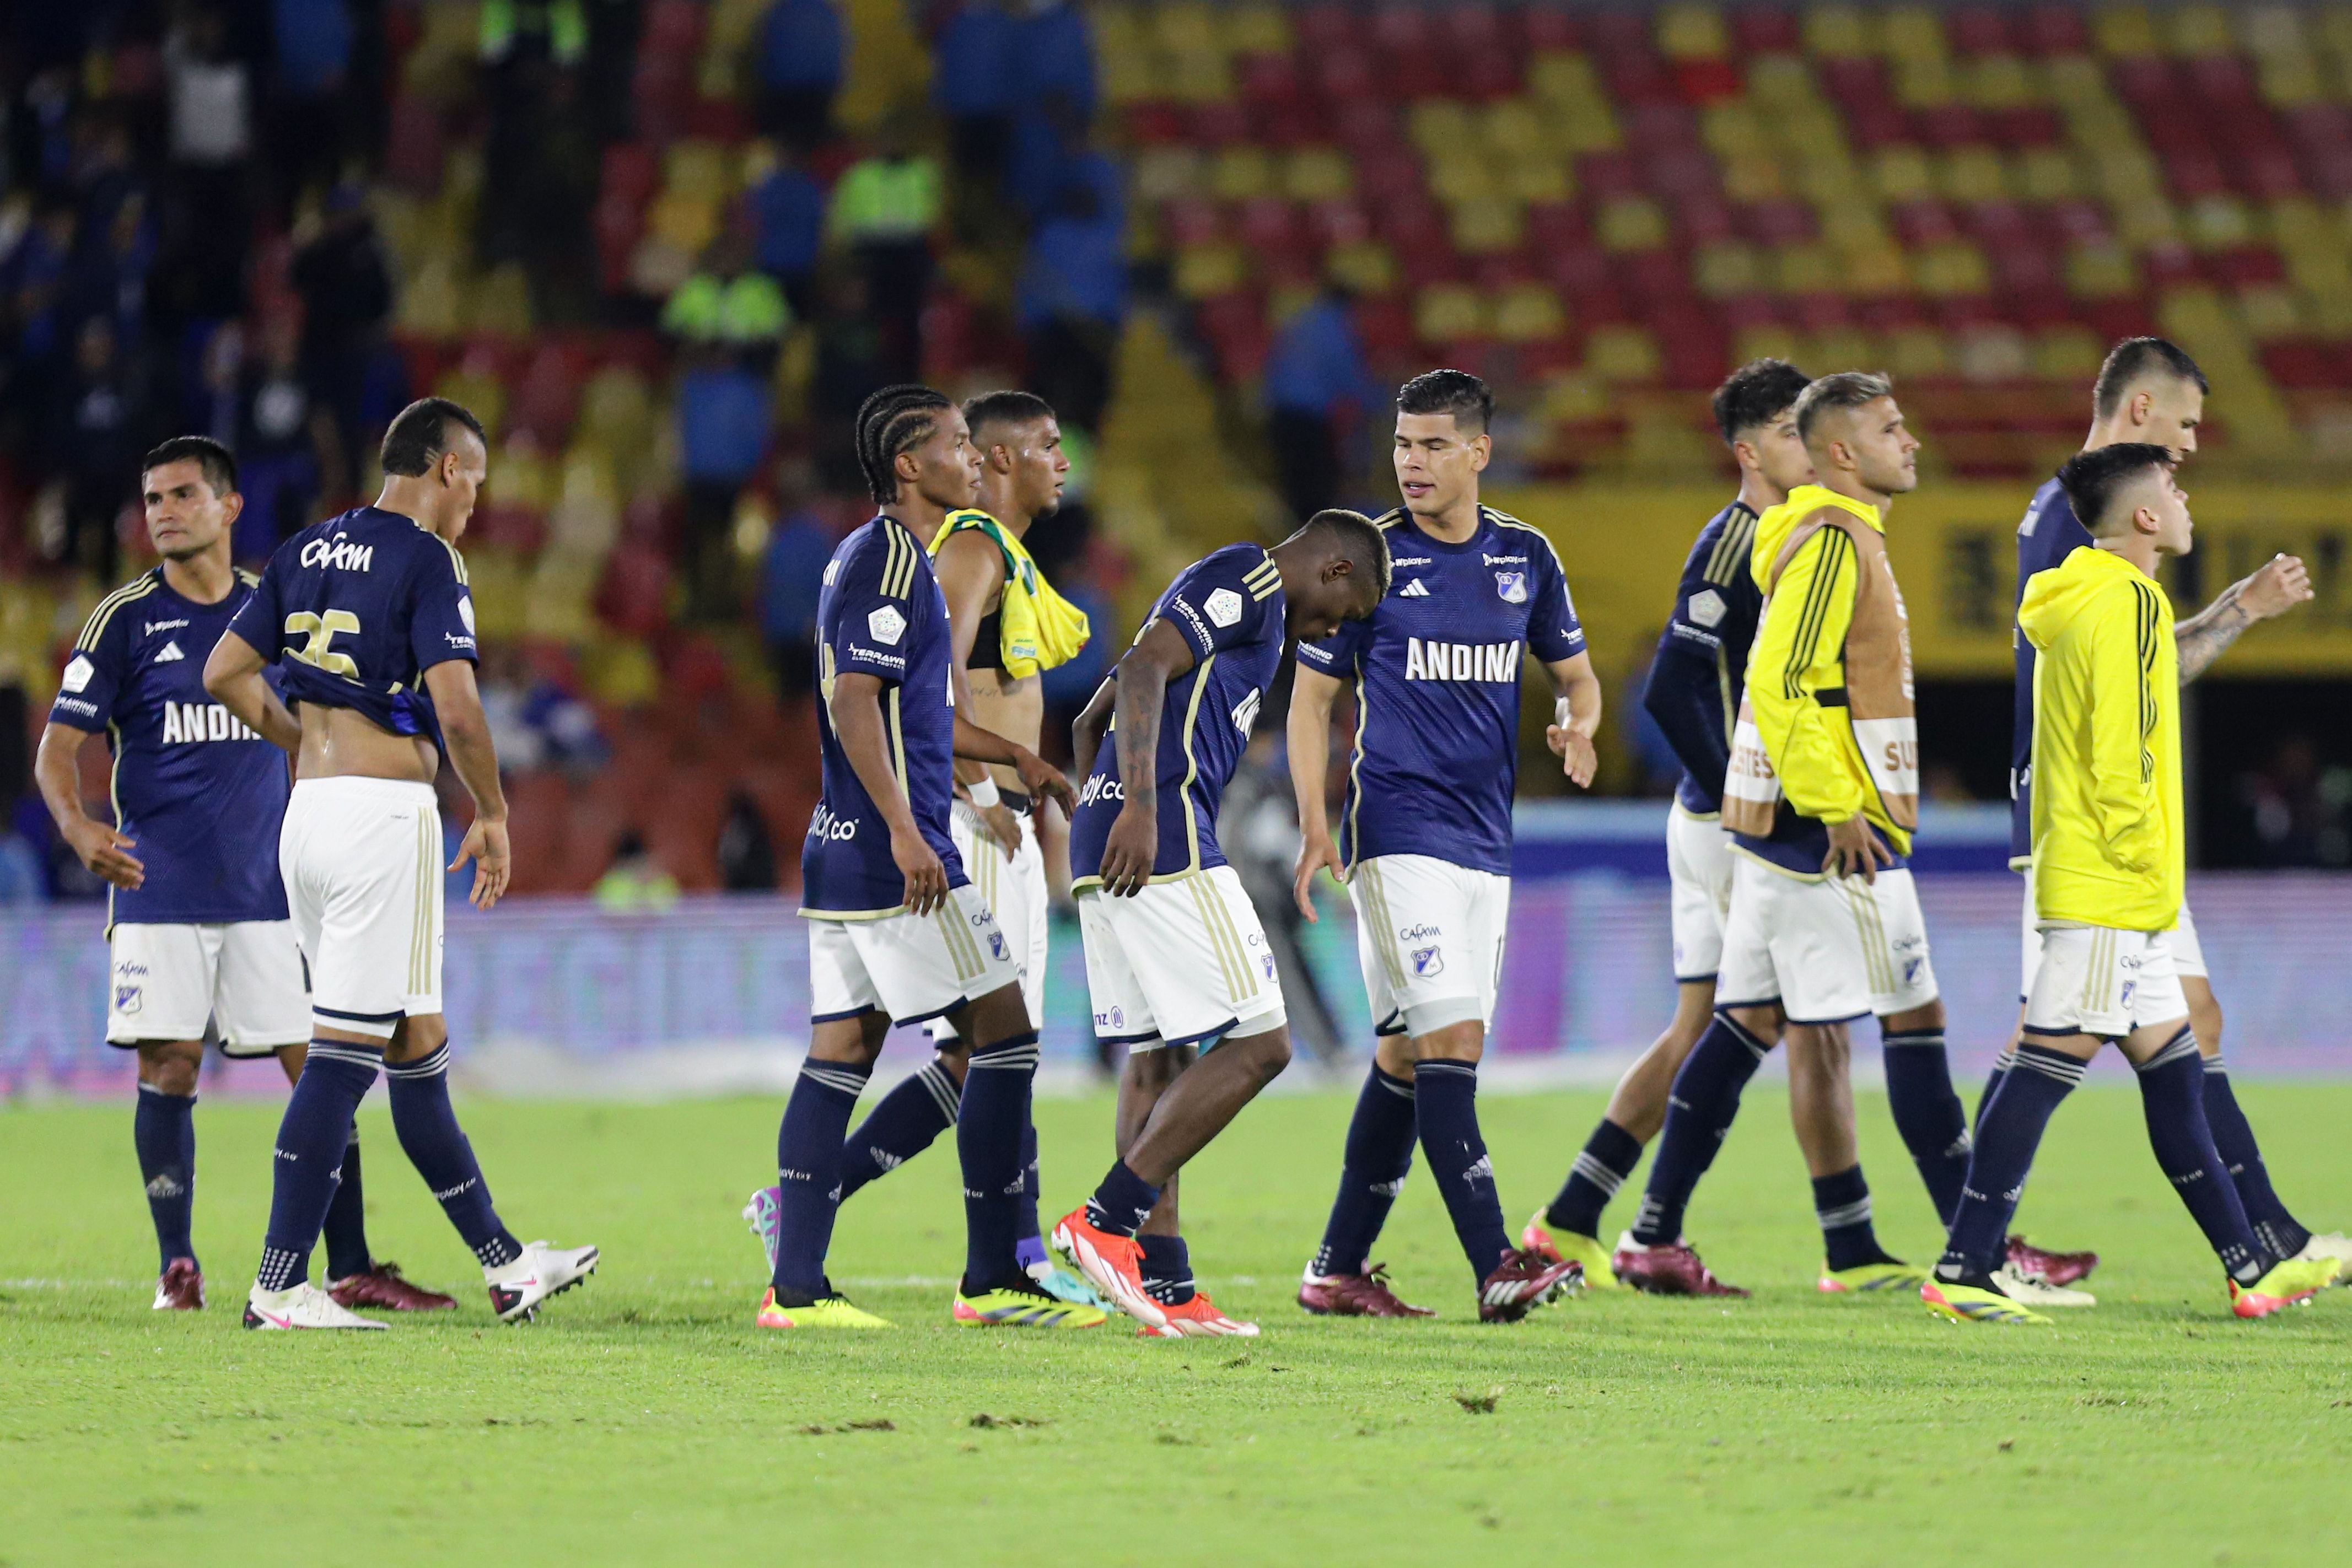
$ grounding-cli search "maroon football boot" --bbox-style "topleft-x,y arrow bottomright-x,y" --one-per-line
2006,1235 -> 2098,1287
153,1258 -> 205,1311
1298,1263 -> 1438,1318
1612,1235 -> 1751,1298
1477,1249 -> 1584,1323
329,1261 -> 460,1312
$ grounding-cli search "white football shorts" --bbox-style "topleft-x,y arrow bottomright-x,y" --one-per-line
2023,925 -> 2189,1041
926,799 -> 1048,1041
1078,865 -> 1286,1050
279,777 -> 445,1039
106,920 -> 309,1054
1348,853 -> 1509,1039
2018,860 -> 2206,999
808,882 -> 1021,1028
1716,854 -> 1941,1023
1666,804 -> 1734,982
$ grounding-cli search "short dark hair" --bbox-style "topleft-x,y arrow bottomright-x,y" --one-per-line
855,384 -> 955,504
1794,370 -> 1895,445
1299,508 -> 1393,596
1711,359 -> 1813,446
380,397 -> 487,477
2091,337 -> 2208,421
142,435 -> 238,498
962,389 -> 1055,449
1396,368 -> 1493,434
2055,443 -> 2173,535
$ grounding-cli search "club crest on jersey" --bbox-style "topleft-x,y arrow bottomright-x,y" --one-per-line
1494,570 -> 1527,604
1412,945 -> 1444,978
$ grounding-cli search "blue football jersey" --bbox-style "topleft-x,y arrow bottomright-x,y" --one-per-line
1651,502 -> 1764,816
226,505 -> 478,751
800,515 -> 967,915
2010,477 -> 2084,866
1069,543 -> 1287,885
49,568 -> 291,928
1295,506 -> 1585,876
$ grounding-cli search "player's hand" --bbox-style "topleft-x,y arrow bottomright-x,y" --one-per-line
450,816 -> 511,910
1548,724 -> 1599,789
2235,553 -> 2312,622
975,799 -> 1022,861
1293,830 -> 1344,922
1099,800 -> 1158,898
1011,746 -> 1078,820
1822,813 -> 1889,885
890,821 -> 949,915
64,817 -> 144,889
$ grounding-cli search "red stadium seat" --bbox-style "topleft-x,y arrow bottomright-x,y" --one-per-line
2259,340 -> 2352,390
601,142 -> 660,208
1672,192 -> 1737,245
1675,60 -> 1743,105
1523,8 -> 1583,51
1312,47 -> 1387,106
1524,201 -> 1589,251
1239,52 -> 1305,110
2208,247 -> 2287,289
1577,151 -> 1644,201
384,94 -> 445,194
1237,196 -> 1306,252
1844,100 -> 1910,149
1986,105 -> 2063,149
1947,6 -> 2016,55
1352,295 -> 1419,360
1298,5 -> 1355,53
1162,197 -> 1226,247
1309,197 -> 1373,248
1189,102 -> 1253,148
1914,104 -> 1983,150
2021,6 -> 2091,55
1730,8 -> 1804,55
1605,49 -> 1676,106
1890,199 -> 1957,250
641,0 -> 707,61
1741,199 -> 1817,246
1370,6 -> 1434,55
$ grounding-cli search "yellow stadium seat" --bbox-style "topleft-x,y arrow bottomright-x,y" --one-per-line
2090,149 -> 2166,205
1953,324 -> 2033,382
1806,325 -> 1877,371
2166,6 -> 2233,56
1845,245 -> 1914,297
1775,98 -> 1851,152
2066,243 -> 2143,298
1700,103 -> 1760,156
1696,241 -> 1764,297
2235,283 -> 2307,341
1793,153 -> 1865,206
1720,150 -> 1789,202
664,141 -> 735,205
473,262 -> 535,334
2318,7 -> 2352,56
1657,3 -> 1729,60
1152,1 -> 1218,55
1504,159 -> 1574,203
1426,149 -> 1499,204
1871,144 -> 1937,202
1910,240 -> 1992,296
2256,55 -> 2326,105
1538,369 -> 1613,423
1102,47 -> 1159,105
1896,56 -> 1957,105
1409,101 -> 1478,157
1449,196 -> 1525,254
1804,5 -> 1874,58
1735,322 -> 1805,365
1773,243 -> 1841,293
1133,147 -> 1206,203
463,546 -> 527,640
1937,146 -> 2014,203
1168,49 -> 1235,104
1173,243 -> 1250,299
1326,240 -> 1398,295
647,191 -> 721,256
2035,326 -> 2107,380
1886,325 -> 1950,379
2017,147 -> 2085,201
1282,147 -> 1354,202
1963,54 -> 2036,107
1482,100 -> 1554,159
1493,284 -> 1568,342
2095,6 -> 2159,56
2238,5 -> 2308,57
1597,196 -> 1670,251
1748,55 -> 1817,105
1882,5 -> 1949,62
496,436 -> 555,511
2186,195 -> 2259,251
1414,284 -> 1488,343
1209,146 -> 1275,201
1224,4 -> 1291,56
1586,325 -> 1664,384
395,257 -> 465,338
1093,3 -> 1143,57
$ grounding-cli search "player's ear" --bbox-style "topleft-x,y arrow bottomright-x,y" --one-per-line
1470,433 -> 1492,472
219,489 -> 244,528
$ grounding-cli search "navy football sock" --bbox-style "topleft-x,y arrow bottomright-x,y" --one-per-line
960,1031 -> 1039,1292
1813,1165 -> 1890,1271
2202,1055 -> 2311,1262
1084,1160 -> 1161,1238
320,1124 -> 373,1281
1546,1117 -> 1643,1238
257,1044 -> 380,1292
1414,1059 -> 1513,1279
770,1057 -> 871,1297
1973,1050 -> 2014,1139
386,1046 -> 521,1270
1882,1027 -> 1971,1227
1938,1043 -> 2081,1280
837,1059 -> 960,1204
2137,1033 -> 2264,1284
1630,1013 -> 1772,1247
1139,1232 -> 1196,1306
1309,1062 -> 1417,1278
134,1084 -> 198,1272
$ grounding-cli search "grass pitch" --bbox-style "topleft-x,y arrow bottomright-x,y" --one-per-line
6,1081 -> 2350,1566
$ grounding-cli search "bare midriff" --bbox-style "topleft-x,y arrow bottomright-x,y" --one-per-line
296,702 -> 439,785
967,667 -> 1042,796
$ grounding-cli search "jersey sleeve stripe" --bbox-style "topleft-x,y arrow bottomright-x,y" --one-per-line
1495,516 -> 1571,581
75,577 -> 160,650
1781,528 -> 1849,700
2133,579 -> 2160,783
433,535 -> 470,586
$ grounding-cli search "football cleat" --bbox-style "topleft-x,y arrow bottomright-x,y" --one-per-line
1298,1263 -> 1438,1317
2292,1232 -> 2352,1285
953,1279 -> 1108,1328
1027,1257 -> 1113,1310
485,1240 -> 599,1323
1613,1232 -> 1750,1298
1478,1248 -> 1584,1323
2005,1234 -> 2098,1287
1521,1211 -> 1618,1289
1137,1287 -> 1259,1338
1992,1264 -> 2096,1308
243,1282 -> 388,1330
1050,1207 -> 1166,1329
1818,1259 -> 1928,1294
153,1258 -> 204,1311
2230,1254 -> 2342,1319
757,1286 -> 892,1329
1921,1275 -> 2051,1325
743,1187 -> 782,1275
328,1262 -> 458,1312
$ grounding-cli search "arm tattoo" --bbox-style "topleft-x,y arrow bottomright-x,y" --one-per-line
2174,584 -> 2251,685
1112,659 -> 1164,801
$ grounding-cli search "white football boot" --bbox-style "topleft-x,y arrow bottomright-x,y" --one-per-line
244,1281 -> 389,1330
486,1240 -> 600,1322
1992,1264 -> 2096,1308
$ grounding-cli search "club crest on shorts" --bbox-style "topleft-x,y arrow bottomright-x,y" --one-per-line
115,983 -> 143,1014
989,930 -> 1009,962
1412,945 -> 1445,978
1494,570 -> 1527,604
1903,956 -> 1924,986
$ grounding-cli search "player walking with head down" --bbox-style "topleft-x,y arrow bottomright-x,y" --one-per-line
1286,369 -> 1599,1321
35,437 -> 449,1315
763,385 -> 1095,1330
206,398 -> 597,1329
1051,511 -> 1389,1334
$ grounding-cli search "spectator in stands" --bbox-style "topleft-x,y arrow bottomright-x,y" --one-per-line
759,475 -> 834,699
675,348 -> 774,619
1262,284 -> 1382,524
756,0 -> 845,155
828,116 -> 940,384
269,0 -> 354,206
480,1 -> 597,318
744,143 -> 826,316
661,233 -> 791,365
934,1 -> 1019,185
291,183 -> 391,498
1016,162 -> 1124,435
595,830 -> 680,913
1004,91 -> 1088,223
61,191 -> 156,353
717,790 -> 779,892
158,8 -> 254,324
1013,0 -> 1096,118
53,316 -> 145,577
227,319 -> 326,560
809,268 -> 889,493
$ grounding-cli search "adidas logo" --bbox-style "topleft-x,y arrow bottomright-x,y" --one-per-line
1397,579 -> 1431,598
146,1173 -> 186,1199
153,640 -> 185,663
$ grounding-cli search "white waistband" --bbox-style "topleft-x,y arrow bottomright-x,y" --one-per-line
291,776 -> 438,806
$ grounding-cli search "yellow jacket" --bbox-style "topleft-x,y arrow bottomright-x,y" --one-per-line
928,509 -> 1091,679
2019,545 -> 2182,931
1729,484 -> 1917,855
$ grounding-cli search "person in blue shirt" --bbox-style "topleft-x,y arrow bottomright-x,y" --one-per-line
676,352 -> 774,619
745,149 -> 826,315
934,0 -> 1019,182
1016,162 -> 1124,434
33,437 -> 446,1316
756,0 -> 845,153
1051,510 -> 1388,1335
1011,0 -> 1095,118
759,492 -> 836,698
1286,370 -> 1601,1321
1264,285 -> 1384,524
207,398 -> 597,1329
